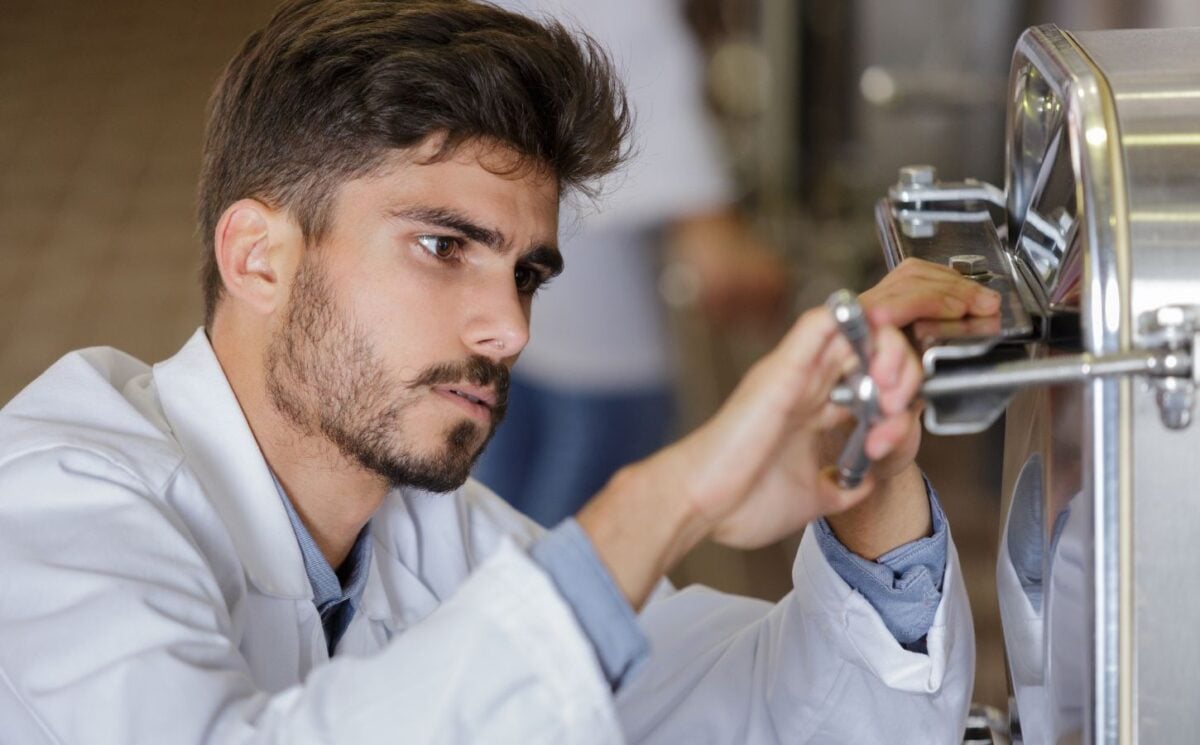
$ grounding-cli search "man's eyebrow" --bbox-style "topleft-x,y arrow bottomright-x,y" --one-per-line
387,206 -> 505,252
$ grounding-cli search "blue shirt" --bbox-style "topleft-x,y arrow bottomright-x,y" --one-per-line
277,480 -> 949,685
274,479 -> 373,656
813,481 -> 948,650
533,481 -> 951,687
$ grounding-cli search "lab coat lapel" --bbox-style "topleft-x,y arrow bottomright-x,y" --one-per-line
360,490 -> 448,633
152,329 -> 312,601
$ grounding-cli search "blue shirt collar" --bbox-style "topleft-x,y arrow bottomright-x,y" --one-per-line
270,472 -> 373,650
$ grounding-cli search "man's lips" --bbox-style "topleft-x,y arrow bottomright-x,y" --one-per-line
433,384 -> 497,419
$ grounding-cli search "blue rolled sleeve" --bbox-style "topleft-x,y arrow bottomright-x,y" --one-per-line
529,518 -> 650,690
814,479 -> 949,650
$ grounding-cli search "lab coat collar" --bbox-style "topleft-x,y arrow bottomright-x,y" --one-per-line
153,329 -> 313,600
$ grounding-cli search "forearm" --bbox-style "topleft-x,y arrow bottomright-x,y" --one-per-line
824,463 -> 931,560
575,454 -> 710,611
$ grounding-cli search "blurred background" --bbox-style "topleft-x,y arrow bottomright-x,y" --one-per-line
2,0 -> 1199,711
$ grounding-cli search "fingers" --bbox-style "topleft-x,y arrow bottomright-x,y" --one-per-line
870,325 -> 922,416
864,410 -> 915,460
861,258 -> 1001,327
777,306 -> 838,366
778,307 -> 856,403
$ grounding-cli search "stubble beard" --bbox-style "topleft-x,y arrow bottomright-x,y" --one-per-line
265,257 -> 508,493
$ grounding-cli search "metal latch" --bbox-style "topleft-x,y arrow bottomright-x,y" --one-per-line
830,299 -> 1199,435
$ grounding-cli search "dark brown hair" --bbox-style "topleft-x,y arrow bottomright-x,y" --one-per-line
198,0 -> 631,326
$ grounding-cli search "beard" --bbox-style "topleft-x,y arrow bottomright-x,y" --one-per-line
265,257 -> 509,493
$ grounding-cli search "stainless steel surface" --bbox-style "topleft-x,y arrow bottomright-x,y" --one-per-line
1071,27 -> 1200,743
998,25 -> 1135,744
874,194 -> 1034,353
875,22 -> 1200,744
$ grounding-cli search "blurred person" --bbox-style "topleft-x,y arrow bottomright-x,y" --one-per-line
0,1 -> 997,743
477,0 -> 788,526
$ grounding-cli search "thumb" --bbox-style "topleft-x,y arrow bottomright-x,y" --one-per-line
814,465 -> 874,518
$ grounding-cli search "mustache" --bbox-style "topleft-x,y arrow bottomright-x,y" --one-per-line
411,356 -> 511,408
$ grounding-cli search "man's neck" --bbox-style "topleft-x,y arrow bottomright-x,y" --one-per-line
210,325 -> 388,571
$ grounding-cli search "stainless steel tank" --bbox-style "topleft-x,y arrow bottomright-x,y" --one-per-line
873,24 -> 1200,745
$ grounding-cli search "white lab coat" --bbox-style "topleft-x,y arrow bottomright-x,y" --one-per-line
0,330 -> 974,744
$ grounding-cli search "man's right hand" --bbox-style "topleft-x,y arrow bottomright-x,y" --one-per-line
822,257 -> 1001,558
578,303 -> 921,609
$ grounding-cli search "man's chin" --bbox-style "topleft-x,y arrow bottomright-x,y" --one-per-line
369,421 -> 490,493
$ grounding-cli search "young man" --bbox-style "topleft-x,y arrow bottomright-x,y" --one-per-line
0,1 -> 998,743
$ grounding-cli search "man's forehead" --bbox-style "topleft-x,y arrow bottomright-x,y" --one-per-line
330,139 -> 561,249
383,134 -> 558,192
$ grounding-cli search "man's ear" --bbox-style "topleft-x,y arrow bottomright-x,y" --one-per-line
213,199 -> 298,317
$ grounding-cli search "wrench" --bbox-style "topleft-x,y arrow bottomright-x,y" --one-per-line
826,290 -> 880,489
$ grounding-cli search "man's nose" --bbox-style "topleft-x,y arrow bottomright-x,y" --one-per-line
462,280 -> 530,362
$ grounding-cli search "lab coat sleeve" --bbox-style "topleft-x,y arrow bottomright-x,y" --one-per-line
0,449 -> 622,745
616,525 -> 975,744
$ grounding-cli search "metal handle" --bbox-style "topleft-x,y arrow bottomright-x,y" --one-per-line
826,290 -> 880,489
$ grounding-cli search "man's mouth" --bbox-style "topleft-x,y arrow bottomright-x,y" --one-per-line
433,384 -> 498,420
445,386 -> 494,409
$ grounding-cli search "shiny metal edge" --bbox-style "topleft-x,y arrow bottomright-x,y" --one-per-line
875,198 -> 905,270
1012,25 -> 1133,745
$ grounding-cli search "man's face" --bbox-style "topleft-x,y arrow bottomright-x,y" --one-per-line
265,139 -> 560,492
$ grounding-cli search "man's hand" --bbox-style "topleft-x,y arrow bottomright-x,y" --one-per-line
823,258 -> 1001,559
859,257 -> 1001,328
578,304 -> 921,608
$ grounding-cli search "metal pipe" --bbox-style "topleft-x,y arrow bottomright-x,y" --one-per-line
920,350 -> 1191,398
829,349 -> 1192,405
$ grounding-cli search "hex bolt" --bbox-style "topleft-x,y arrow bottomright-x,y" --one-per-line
898,164 -> 937,189
949,254 -> 988,276
901,218 -> 936,239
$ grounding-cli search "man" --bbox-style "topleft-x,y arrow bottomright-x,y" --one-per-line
0,1 -> 998,743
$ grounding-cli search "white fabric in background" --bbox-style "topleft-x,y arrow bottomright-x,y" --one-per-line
496,0 -> 734,390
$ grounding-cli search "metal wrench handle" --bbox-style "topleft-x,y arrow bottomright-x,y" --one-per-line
827,289 -> 873,369
826,290 -> 879,489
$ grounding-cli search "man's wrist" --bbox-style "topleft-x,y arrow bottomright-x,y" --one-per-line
823,463 -> 931,561
576,453 -> 711,610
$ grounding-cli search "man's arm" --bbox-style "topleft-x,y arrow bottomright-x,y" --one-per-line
578,258 -> 999,611
0,450 -> 626,745
574,259 -> 995,742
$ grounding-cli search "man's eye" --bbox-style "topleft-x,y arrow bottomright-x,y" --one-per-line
416,235 -> 461,259
515,265 -> 549,295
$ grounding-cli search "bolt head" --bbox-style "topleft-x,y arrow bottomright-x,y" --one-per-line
901,218 -> 936,239
950,254 -> 988,276
898,165 -> 936,188
1155,306 -> 1187,327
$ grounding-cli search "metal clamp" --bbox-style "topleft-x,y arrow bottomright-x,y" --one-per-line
826,290 -> 880,489
829,305 -> 1199,434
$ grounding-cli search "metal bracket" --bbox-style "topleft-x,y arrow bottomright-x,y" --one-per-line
1139,305 -> 1200,429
